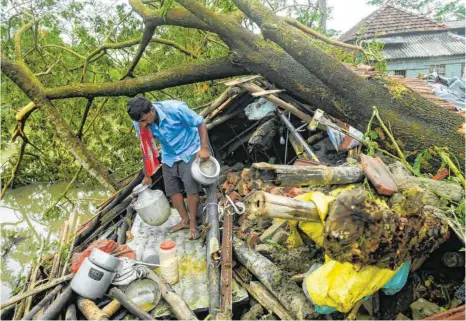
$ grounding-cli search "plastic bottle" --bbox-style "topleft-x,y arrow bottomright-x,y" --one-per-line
158,240 -> 179,285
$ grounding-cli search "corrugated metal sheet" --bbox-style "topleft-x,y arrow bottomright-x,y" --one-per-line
382,32 -> 465,59
127,209 -> 248,318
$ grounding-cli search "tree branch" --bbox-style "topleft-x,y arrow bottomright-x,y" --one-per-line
121,22 -> 157,79
129,0 -> 244,31
282,17 -> 370,62
1,54 -> 118,191
1,140 -> 26,199
41,44 -> 86,59
77,99 -> 93,140
45,56 -> 248,99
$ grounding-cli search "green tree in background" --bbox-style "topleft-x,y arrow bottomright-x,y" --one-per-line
367,0 -> 465,21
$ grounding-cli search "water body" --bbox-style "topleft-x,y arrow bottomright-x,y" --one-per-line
0,183 -> 109,301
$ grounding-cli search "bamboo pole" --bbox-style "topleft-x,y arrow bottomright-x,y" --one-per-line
77,297 -> 109,320
0,274 -> 74,309
108,288 -> 155,321
21,285 -> 63,320
249,191 -> 320,222
205,184 -> 220,317
65,304 -> 76,320
12,259 -> 34,320
50,220 -> 69,280
144,269 -> 198,320
24,240 -> 47,315
37,286 -> 74,320
200,87 -> 233,117
61,217 -> 81,278
205,95 -> 236,122
239,82 -> 313,123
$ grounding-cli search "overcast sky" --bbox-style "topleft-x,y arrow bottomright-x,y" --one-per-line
327,0 -> 378,34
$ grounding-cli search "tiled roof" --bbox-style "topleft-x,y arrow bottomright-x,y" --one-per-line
343,63 -> 457,111
380,32 -> 465,59
339,4 -> 448,42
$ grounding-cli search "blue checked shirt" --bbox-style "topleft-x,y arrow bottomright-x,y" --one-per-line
133,100 -> 204,167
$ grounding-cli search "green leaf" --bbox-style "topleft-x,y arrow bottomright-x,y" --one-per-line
413,149 -> 427,176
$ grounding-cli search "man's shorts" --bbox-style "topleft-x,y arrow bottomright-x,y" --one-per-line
162,155 -> 201,197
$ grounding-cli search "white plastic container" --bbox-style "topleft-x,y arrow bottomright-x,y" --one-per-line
132,184 -> 170,226
158,240 -> 179,285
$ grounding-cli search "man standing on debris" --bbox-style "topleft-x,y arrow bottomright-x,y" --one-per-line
127,97 -> 210,240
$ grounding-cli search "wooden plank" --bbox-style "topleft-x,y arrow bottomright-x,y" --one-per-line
251,89 -> 285,97
223,75 -> 261,86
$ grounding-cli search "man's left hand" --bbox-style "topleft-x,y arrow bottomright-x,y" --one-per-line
198,147 -> 210,162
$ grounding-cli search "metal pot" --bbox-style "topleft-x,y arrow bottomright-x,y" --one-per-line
191,156 -> 220,185
70,249 -> 121,299
132,184 -> 170,226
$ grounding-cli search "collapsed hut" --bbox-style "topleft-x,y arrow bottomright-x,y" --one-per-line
1,67 -> 465,321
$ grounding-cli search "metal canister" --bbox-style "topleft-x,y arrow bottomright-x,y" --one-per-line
70,248 -> 121,299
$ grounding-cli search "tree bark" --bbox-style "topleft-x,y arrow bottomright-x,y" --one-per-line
248,191 -> 320,222
251,162 -> 364,186
233,237 -> 316,320
45,57 -> 247,99
1,55 -> 118,191
233,0 -> 465,161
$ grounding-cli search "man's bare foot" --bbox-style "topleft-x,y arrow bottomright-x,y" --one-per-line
188,228 -> 200,240
169,220 -> 189,233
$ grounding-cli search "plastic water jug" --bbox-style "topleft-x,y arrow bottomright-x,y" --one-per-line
132,184 -> 170,226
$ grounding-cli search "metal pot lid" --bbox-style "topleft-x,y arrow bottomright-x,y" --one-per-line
132,183 -> 150,195
89,248 -> 121,272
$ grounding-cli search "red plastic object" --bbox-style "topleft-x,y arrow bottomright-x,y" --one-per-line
360,154 -> 398,196
432,167 -> 449,180
138,124 -> 160,177
160,240 -> 175,250
71,240 -> 136,273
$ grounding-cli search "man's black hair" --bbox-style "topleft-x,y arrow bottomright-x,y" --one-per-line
127,97 -> 153,121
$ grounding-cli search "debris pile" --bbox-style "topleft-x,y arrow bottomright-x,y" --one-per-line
2,73 -> 464,321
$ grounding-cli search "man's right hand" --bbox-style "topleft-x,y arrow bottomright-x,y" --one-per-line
142,176 -> 152,185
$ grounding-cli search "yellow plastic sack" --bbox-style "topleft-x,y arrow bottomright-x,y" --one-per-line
304,257 -> 401,312
283,191 -> 332,248
295,191 -> 334,247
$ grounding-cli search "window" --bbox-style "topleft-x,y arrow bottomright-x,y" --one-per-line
394,70 -> 406,77
429,64 -> 446,76
462,63 -> 465,79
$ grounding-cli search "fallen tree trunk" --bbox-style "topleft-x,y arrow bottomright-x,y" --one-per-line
233,272 -> 294,320
251,162 -> 364,186
248,191 -> 319,222
233,236 -> 316,320
233,0 -> 465,163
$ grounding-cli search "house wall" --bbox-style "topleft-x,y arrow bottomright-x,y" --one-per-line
387,55 -> 464,78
